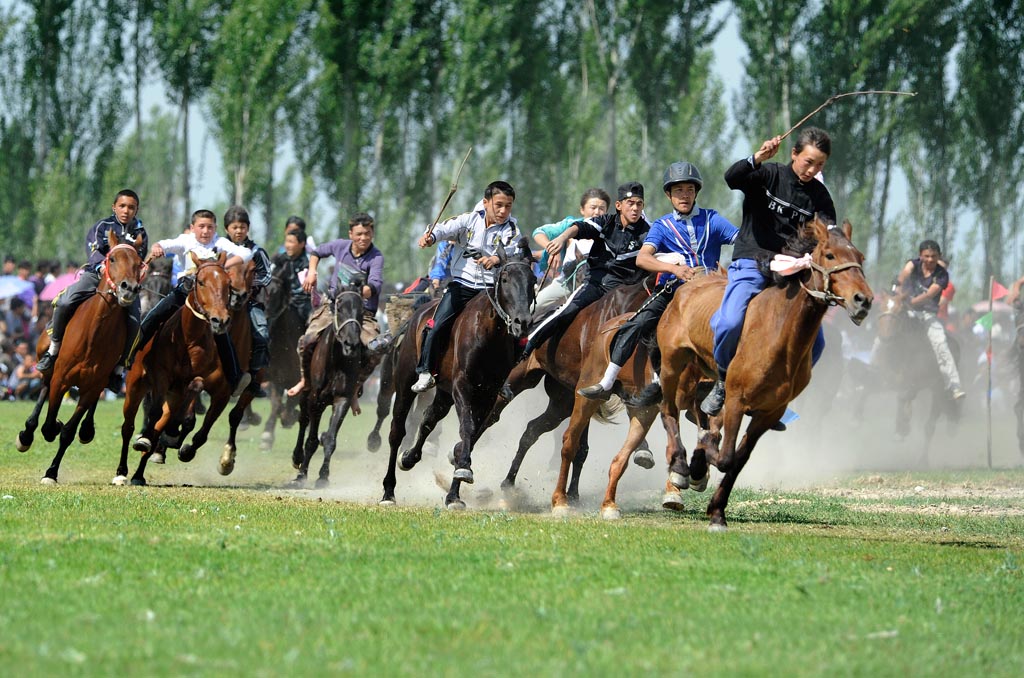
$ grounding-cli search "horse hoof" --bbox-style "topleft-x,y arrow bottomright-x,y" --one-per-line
130,477 -> 147,486
398,452 -> 418,472
378,498 -> 396,507
453,467 -> 474,484
446,499 -> 467,511
285,479 -> 305,490
178,446 -> 195,463
551,504 -> 571,518
662,492 -> 685,511
690,473 -> 709,493
707,522 -> 728,533
133,436 -> 152,453
40,477 -> 58,486
111,475 -> 128,486
218,461 -> 235,476
150,452 -> 165,465
315,478 -> 330,489
367,432 -> 382,452
15,433 -> 31,452
669,472 -> 690,490
633,449 -> 655,469
260,431 -> 274,444
601,506 -> 622,520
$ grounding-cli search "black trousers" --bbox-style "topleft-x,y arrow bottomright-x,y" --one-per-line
526,280 -> 609,350
608,282 -> 676,366
416,281 -> 482,375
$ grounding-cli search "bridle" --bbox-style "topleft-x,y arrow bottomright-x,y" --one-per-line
184,259 -> 227,321
485,259 -> 534,330
801,259 -> 864,306
331,288 -> 365,337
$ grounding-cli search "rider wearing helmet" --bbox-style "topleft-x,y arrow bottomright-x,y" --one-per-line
579,162 -> 738,400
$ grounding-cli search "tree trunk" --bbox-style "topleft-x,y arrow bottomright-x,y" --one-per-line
182,87 -> 191,225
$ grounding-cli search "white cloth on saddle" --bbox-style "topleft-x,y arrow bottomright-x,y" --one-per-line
769,253 -> 813,276
654,252 -> 688,266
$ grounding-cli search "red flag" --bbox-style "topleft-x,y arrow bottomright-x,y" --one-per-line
992,280 -> 1009,300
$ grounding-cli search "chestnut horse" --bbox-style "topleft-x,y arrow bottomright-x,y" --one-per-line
113,252 -> 233,486
16,233 -> 145,483
381,239 -> 535,508
289,275 -> 382,487
644,217 -> 873,530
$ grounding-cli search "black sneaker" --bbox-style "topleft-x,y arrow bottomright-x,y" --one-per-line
106,370 -> 124,393
700,379 -> 726,416
578,383 -> 612,402
37,352 -> 55,373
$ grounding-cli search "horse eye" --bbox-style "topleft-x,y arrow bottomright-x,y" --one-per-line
825,252 -> 836,260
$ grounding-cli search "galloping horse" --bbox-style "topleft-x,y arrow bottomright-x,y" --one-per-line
481,279 -> 655,503
566,217 -> 872,529
16,233 -> 145,483
289,273 -> 381,487
381,238 -> 535,508
139,254 -> 173,316
866,289 -> 960,455
114,252 -> 233,486
259,256 -> 306,450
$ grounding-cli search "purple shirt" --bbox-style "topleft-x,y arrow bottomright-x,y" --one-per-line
312,238 -> 385,312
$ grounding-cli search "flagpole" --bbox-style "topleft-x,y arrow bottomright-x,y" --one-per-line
987,275 -> 994,469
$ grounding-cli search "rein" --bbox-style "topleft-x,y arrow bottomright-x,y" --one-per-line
185,259 -> 228,321
801,260 -> 864,306
331,289 -> 365,335
485,260 -> 533,331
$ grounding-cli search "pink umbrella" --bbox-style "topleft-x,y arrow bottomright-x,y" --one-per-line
39,271 -> 82,302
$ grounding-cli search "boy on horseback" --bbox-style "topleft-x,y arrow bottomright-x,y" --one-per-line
411,180 -> 520,394
38,189 -> 148,391
224,206 -> 273,396
286,212 -> 388,397
895,240 -> 965,400
702,128 -> 836,417
274,227 -> 313,323
579,163 -> 738,401
519,182 -> 652,362
135,209 -> 254,395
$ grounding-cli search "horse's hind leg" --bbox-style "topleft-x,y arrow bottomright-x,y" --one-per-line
178,391 -> 230,463
566,425 -> 591,505
260,387 -> 281,451
316,399 -> 352,488
291,401 -> 326,486
16,383 -> 50,452
600,408 -> 658,519
399,391 -> 454,472
501,385 -> 572,491
367,351 -> 395,452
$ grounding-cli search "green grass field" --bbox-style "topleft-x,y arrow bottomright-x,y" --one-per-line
1,398 -> 1022,676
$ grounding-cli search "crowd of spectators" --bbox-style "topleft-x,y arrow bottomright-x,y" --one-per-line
0,255 -> 73,400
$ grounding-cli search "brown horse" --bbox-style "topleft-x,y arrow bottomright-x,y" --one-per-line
259,256 -> 306,450
482,279 -> 655,504
16,233 -> 145,483
113,252 -> 233,486
645,217 -> 873,530
381,239 -> 535,508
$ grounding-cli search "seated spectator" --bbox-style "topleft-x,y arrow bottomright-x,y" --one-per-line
11,353 -> 43,400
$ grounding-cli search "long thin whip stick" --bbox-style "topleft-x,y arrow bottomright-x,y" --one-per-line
780,90 -> 916,140
425,146 -> 473,237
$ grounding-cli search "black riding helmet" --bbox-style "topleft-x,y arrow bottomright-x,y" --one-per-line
662,161 -> 703,193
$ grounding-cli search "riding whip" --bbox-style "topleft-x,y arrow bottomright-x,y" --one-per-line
424,146 -> 473,238
780,90 -> 916,140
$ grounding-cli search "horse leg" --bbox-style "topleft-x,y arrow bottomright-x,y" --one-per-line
600,407 -> 658,520
399,391 -> 454,472
567,425 -> 591,505
40,381 -> 64,443
710,398 -> 745,474
293,400 -> 326,486
367,353 -> 395,452
705,412 -> 777,531
114,377 -> 148,484
290,393 -> 310,471
16,382 -> 50,452
78,401 -> 98,444
445,400 -> 492,509
41,399 -> 93,485
551,398 -> 600,514
316,398 -> 352,488
178,388 -> 225,463
261,386 -> 281,451
501,385 -> 572,491
658,410 -> 690,511
220,398 -> 249,476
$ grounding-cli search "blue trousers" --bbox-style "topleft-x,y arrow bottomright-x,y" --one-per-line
711,259 -> 824,378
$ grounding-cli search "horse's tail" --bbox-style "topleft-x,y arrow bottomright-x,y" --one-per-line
593,395 -> 624,424
621,383 -> 663,408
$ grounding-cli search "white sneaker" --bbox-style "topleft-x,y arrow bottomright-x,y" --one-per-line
951,388 -> 966,401
411,373 -> 436,393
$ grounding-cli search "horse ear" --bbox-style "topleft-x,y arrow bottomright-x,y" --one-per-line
190,251 -> 201,267
518,236 -> 531,261
810,214 -> 829,242
496,244 -> 507,265
842,218 -> 853,241
109,230 -> 120,247
218,251 -> 228,266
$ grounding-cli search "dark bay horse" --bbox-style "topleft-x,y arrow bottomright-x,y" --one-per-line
259,256 -> 306,450
114,253 -> 233,486
863,290 -> 960,456
382,239 -> 535,508
481,279 -> 654,504
585,217 -> 873,530
289,275 -> 382,487
139,254 -> 173,316
16,234 -> 145,483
